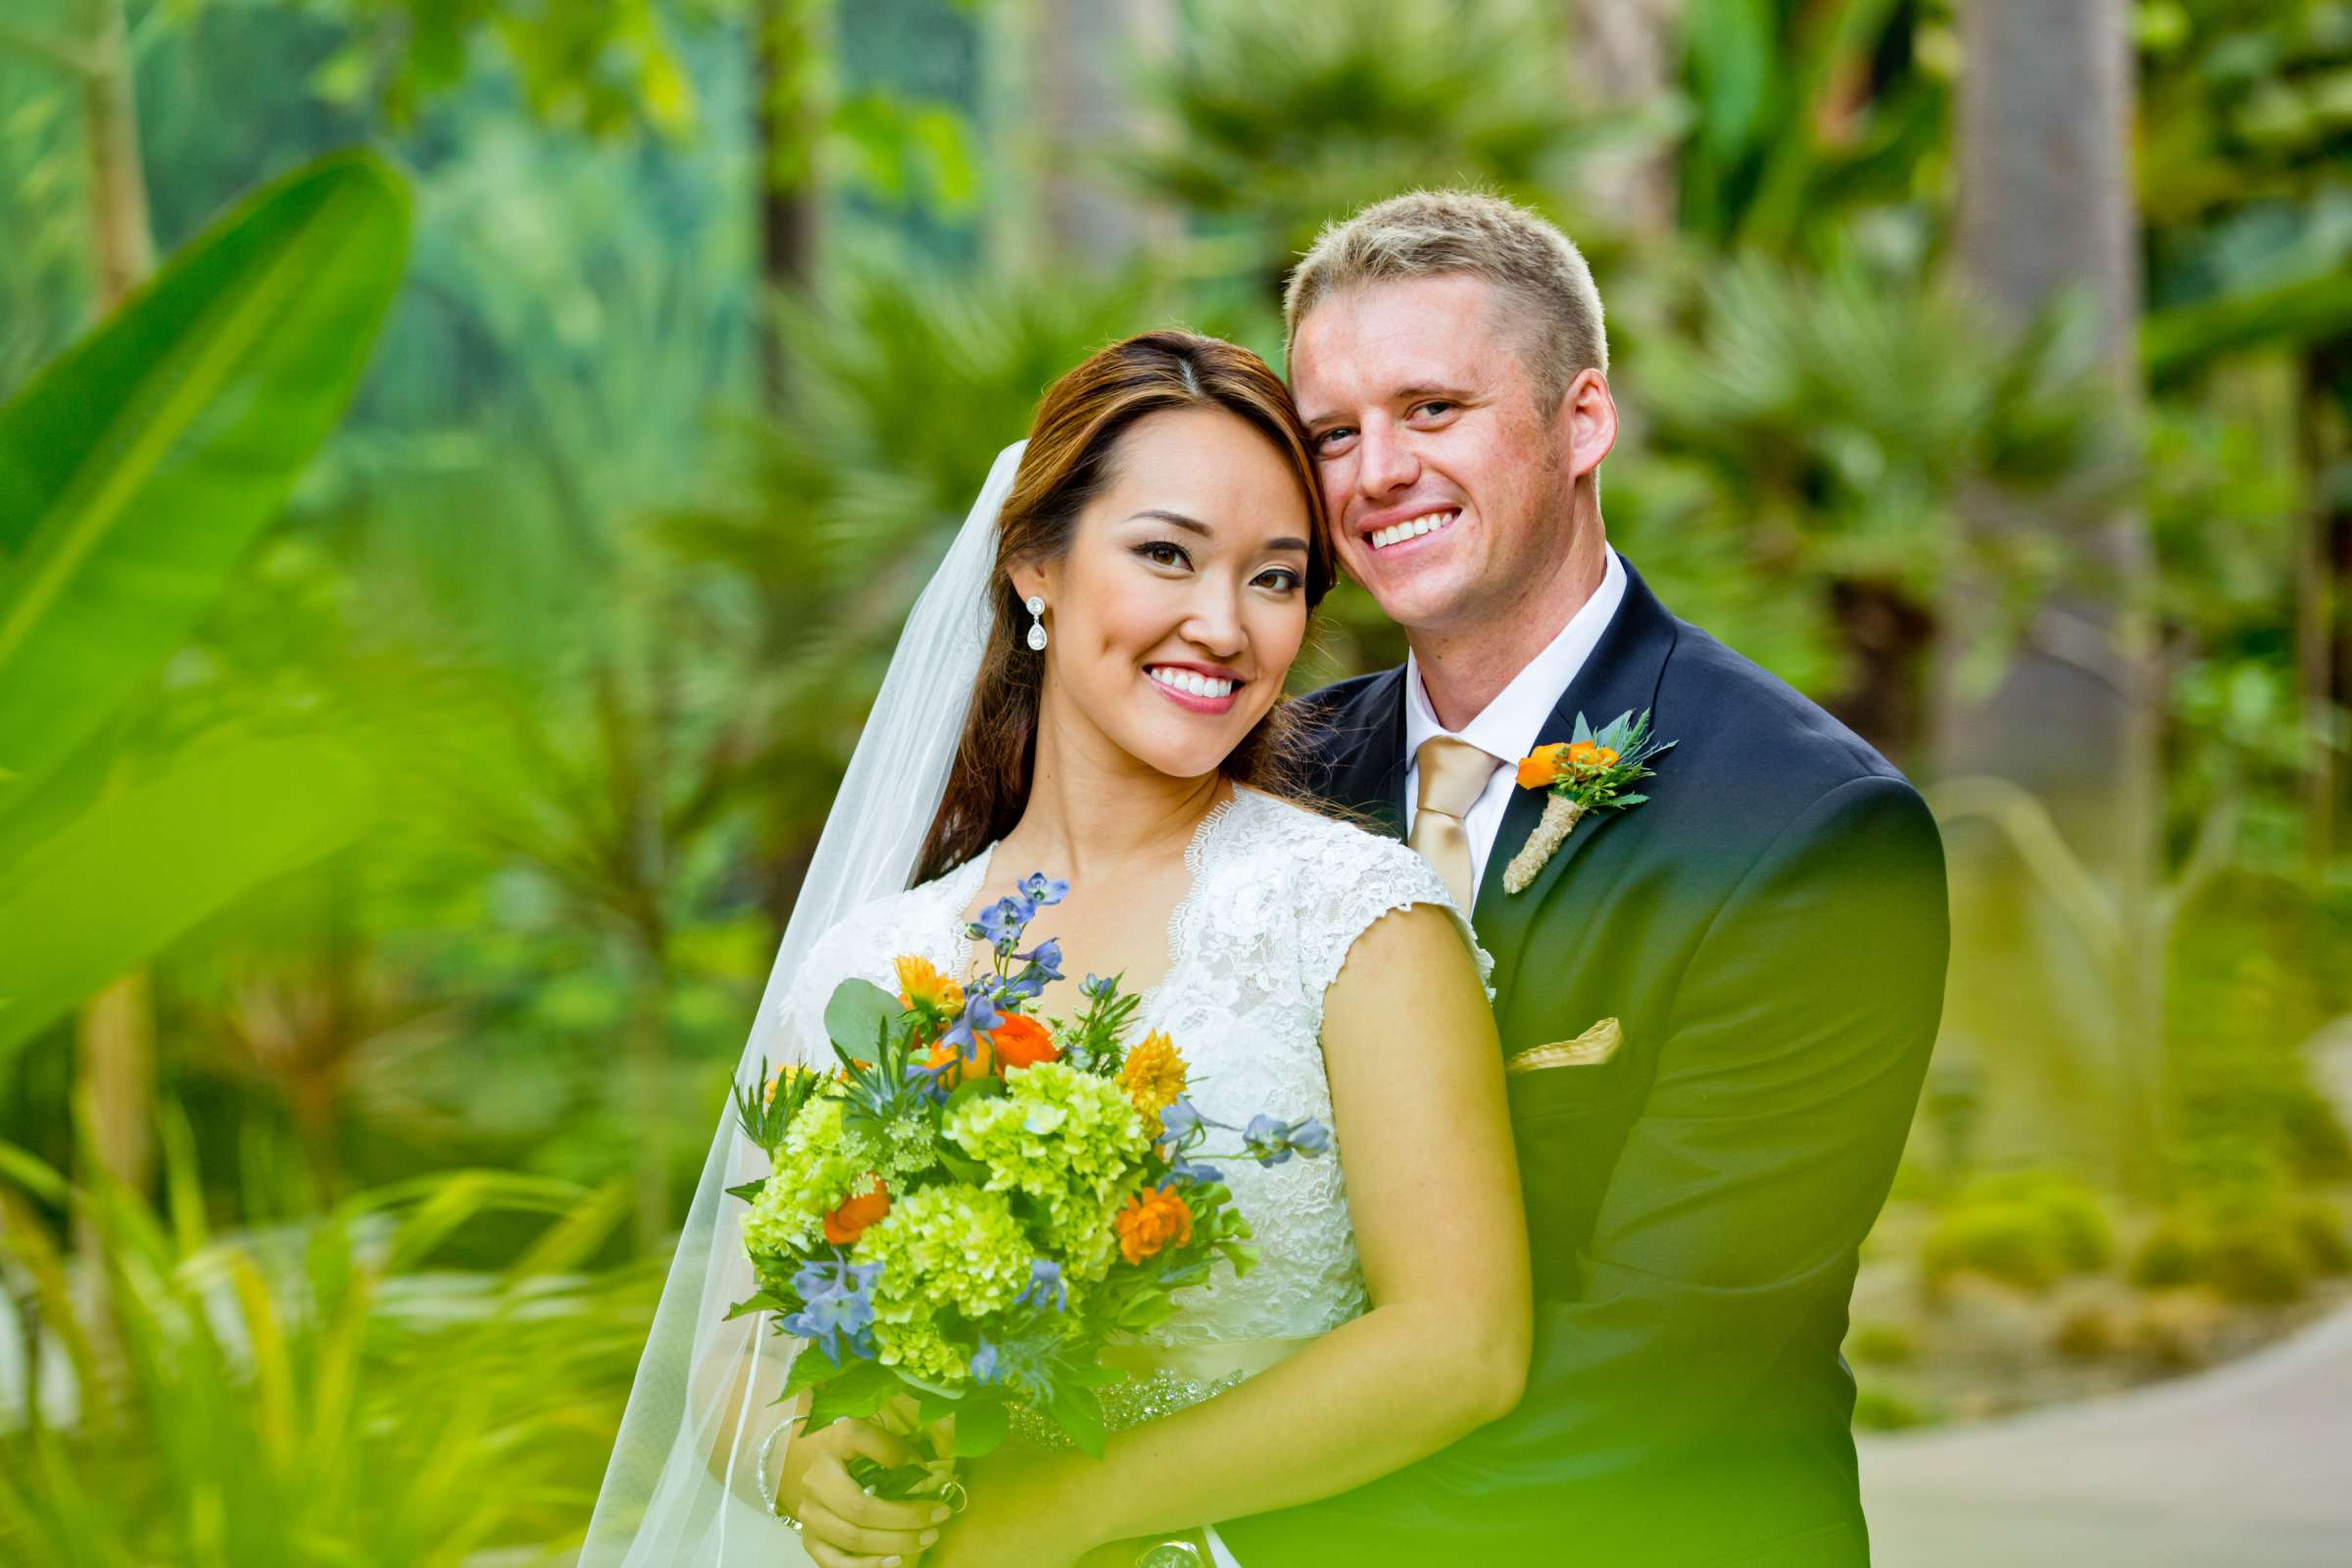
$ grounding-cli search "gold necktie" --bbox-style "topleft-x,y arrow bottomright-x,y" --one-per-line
1407,735 -> 1496,910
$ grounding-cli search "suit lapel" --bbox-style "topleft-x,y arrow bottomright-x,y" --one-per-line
1320,666 -> 1409,838
1471,560 -> 1680,987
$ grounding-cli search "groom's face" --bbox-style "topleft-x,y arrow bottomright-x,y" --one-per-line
1292,274 -> 1581,637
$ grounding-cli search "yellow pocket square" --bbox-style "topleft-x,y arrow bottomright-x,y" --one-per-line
1505,1016 -> 1624,1074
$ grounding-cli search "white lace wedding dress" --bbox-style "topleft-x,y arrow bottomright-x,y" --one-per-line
772,785 -> 1492,1552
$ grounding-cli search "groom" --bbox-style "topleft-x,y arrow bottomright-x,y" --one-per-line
1214,192 -> 1949,1566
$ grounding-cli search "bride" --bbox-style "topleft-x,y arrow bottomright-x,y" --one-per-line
583,330 -> 1528,1568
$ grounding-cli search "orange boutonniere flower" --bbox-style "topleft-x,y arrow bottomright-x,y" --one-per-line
1504,710 -> 1676,896
823,1173 -> 891,1245
1115,1185 -> 1194,1264
1517,742 -> 1567,789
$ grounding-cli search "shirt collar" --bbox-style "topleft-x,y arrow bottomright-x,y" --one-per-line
1404,547 -> 1628,767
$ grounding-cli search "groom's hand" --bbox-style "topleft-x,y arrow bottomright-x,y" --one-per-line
780,1417 -> 950,1568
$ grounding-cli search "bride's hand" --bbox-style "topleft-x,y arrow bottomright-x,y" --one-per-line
777,1417 -> 952,1568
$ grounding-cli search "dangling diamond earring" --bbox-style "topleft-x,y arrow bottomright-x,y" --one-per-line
1025,595 -> 1048,652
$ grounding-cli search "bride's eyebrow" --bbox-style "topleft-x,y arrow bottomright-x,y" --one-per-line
1126,509 -> 1307,555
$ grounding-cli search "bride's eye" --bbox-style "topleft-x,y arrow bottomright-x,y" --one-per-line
1137,541 -> 1192,570
1255,566 -> 1302,593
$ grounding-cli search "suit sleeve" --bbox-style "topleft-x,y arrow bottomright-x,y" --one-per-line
1216,773 -> 1948,1562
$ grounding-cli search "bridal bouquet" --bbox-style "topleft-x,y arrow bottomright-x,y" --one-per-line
727,873 -> 1329,1502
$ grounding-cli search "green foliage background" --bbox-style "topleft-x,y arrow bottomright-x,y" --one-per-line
3,0 -> 2350,1557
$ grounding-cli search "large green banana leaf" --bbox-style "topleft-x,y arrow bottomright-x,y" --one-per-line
0,150 -> 410,1062
0,737 -> 377,1060
0,149 -> 409,812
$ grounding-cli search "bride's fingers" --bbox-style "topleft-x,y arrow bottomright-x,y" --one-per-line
806,1460 -> 951,1536
796,1499 -> 938,1566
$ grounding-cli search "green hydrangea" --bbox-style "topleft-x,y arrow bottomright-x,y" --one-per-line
944,1060 -> 1152,1281
877,1108 -> 940,1178
853,1182 -> 1031,1384
741,1095 -> 873,1258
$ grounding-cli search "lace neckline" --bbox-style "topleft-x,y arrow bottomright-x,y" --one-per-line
949,787 -> 1250,1008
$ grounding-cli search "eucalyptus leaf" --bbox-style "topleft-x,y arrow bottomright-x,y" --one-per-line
824,978 -> 902,1061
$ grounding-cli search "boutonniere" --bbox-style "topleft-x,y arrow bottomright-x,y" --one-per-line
1501,709 -> 1675,895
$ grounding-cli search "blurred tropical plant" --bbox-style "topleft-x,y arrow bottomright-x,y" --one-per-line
0,149 -> 410,1068
1623,255 -> 2131,760
0,1115 -> 652,1563
1122,0 -> 1598,297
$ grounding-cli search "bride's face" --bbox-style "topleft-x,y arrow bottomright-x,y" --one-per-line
1015,407 -> 1314,781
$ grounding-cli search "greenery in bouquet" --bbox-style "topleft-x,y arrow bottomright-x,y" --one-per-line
724,872 -> 1330,1502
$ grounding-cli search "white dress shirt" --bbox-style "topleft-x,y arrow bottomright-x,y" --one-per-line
1400,547 -> 1628,898
1201,550 -> 1626,1568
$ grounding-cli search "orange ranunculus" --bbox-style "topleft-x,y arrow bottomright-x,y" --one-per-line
988,1012 -> 1060,1071
1592,746 -> 1620,768
1565,740 -> 1600,769
1120,1031 -> 1188,1120
1115,1185 -> 1194,1264
823,1173 -> 891,1245
1517,743 -> 1567,790
895,955 -> 964,1016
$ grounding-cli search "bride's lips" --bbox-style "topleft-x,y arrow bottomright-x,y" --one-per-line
1145,662 -> 1245,715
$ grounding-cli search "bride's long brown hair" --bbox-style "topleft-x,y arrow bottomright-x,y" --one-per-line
911,329 -> 1337,887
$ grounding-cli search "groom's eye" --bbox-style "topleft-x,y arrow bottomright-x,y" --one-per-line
1411,400 -> 1456,419
1311,426 -> 1355,455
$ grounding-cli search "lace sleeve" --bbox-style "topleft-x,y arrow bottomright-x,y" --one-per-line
1299,828 -> 1495,1004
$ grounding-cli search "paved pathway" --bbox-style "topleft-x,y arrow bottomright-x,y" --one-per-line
1861,1020 -> 2352,1565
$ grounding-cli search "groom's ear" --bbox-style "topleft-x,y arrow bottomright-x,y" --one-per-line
1555,367 -> 1618,483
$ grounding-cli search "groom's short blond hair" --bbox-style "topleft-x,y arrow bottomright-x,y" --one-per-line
1283,189 -> 1608,408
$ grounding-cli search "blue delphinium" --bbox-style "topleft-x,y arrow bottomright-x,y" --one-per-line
1244,1114 -> 1331,1167
1017,872 -> 1070,906
1081,972 -> 1115,1000
942,988 -> 1004,1058
972,895 -> 1035,953
1014,937 -> 1063,982
1015,1258 -> 1067,1312
782,1258 -> 881,1362
969,1337 -> 1002,1386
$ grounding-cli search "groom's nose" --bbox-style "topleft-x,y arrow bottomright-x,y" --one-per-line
1354,416 -> 1421,502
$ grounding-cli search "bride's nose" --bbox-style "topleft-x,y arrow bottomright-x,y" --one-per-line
1178,581 -> 1247,660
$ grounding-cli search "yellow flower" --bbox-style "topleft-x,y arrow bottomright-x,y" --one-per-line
1565,740 -> 1600,769
1592,745 -> 1619,768
1516,743 -> 1567,790
1120,1032 -> 1188,1120
895,955 -> 964,1016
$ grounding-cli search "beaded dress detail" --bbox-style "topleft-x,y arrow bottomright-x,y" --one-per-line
770,789 -> 1492,1433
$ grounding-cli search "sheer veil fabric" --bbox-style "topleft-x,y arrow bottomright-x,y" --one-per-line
580,441 -> 1027,1564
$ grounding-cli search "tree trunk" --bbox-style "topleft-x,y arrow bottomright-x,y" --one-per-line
2301,347 -> 2347,873
1029,0 -> 1177,269
73,0 -> 158,1276
1562,0 -> 1681,236
1936,0 -> 2162,1188
80,0 -> 153,309
754,0 -> 826,400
